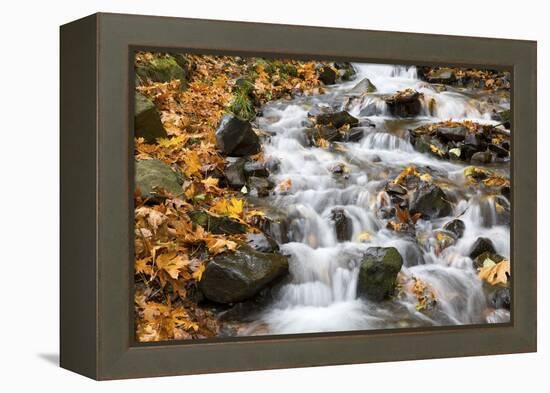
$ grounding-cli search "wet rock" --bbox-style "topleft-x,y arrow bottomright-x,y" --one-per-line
488,143 -> 509,158
470,151 -> 494,164
469,237 -> 496,260
135,159 -> 182,199
442,219 -> 465,239
256,209 -> 289,244
386,182 -> 407,195
490,287 -> 511,310
315,110 -> 359,129
224,157 -> 247,189
436,126 -> 468,142
410,183 -> 452,219
189,210 -> 248,235
385,89 -> 423,117
245,232 -> 279,253
334,62 -> 356,81
199,245 -> 289,304
400,241 -> 426,267
500,185 -> 511,200
473,251 -> 504,269
248,176 -> 273,197
265,157 -> 281,173
136,55 -> 189,89
328,162 -> 348,176
357,247 -> 403,301
216,115 -> 261,157
492,109 -> 511,129
425,67 -> 457,85
134,93 -> 167,142
342,127 -> 365,142
433,229 -> 456,251
331,208 -> 353,242
348,77 -> 377,95
244,161 -> 270,178
317,65 -> 337,85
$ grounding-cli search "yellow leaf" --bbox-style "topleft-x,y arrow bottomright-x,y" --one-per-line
192,263 -> 206,281
210,198 -> 244,219
205,237 -> 238,255
277,179 -> 292,193
357,232 -> 372,242
316,138 -> 330,149
183,150 -> 202,177
156,252 -> 189,279
135,257 -> 153,276
478,259 -> 510,286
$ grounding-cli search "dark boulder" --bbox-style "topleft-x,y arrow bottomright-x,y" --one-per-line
357,247 -> 403,301
134,93 -> 167,143
385,90 -> 423,118
436,126 -> 468,142
136,55 -> 189,89
135,159 -> 182,199
490,287 -> 511,310
488,143 -> 509,158
410,183 -> 453,219
342,127 -> 365,142
224,157 -> 247,189
443,219 -> 466,239
334,62 -> 356,81
216,115 -> 261,157
470,151 -> 493,164
315,110 -> 359,129
245,232 -> 279,253
469,237 -> 496,260
472,251 -> 504,269
199,246 -> 289,304
317,65 -> 337,85
189,210 -> 248,235
386,182 -> 407,195
492,109 -> 511,129
244,161 -> 270,178
348,78 -> 377,95
330,208 -> 353,242
248,176 -> 273,197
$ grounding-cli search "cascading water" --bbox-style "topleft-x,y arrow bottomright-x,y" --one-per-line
242,63 -> 510,335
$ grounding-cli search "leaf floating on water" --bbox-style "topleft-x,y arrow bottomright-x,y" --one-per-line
316,138 -> 330,149
357,231 -> 372,242
478,259 -> 510,286
277,179 -> 292,193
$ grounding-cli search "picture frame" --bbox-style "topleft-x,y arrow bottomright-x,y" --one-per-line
60,12 -> 537,380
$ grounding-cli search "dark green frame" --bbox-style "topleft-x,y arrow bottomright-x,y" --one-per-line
60,12 -> 537,380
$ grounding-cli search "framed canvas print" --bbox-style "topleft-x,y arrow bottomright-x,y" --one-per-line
60,13 -> 537,380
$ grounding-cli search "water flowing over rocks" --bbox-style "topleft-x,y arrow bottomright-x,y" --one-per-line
218,62 -> 511,335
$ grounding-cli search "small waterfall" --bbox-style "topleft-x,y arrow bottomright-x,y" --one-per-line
245,61 -> 510,336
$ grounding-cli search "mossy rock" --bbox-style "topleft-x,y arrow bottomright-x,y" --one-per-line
357,247 -> 403,301
188,210 -> 248,235
135,159 -> 182,199
199,245 -> 289,304
134,93 -> 167,143
136,56 -> 188,89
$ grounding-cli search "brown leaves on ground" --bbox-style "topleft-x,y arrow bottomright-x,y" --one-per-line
133,53 -> 325,342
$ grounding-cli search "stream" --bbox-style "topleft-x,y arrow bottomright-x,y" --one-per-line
242,63 -> 510,335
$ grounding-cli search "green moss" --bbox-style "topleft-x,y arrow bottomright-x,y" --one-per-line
229,83 -> 256,121
136,55 -> 188,88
